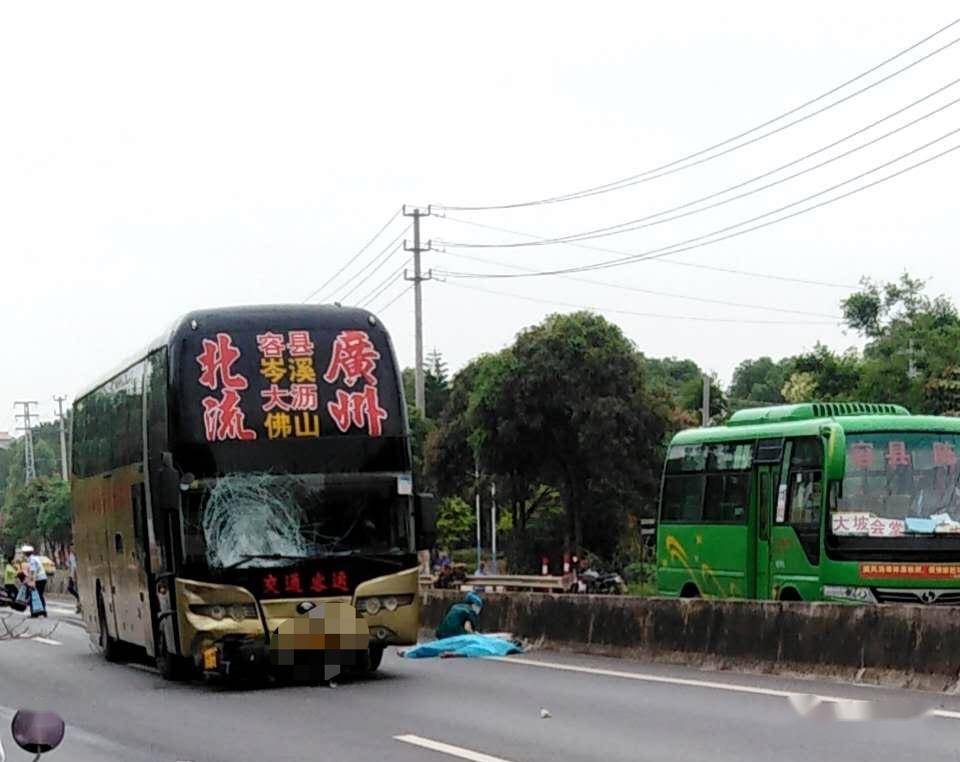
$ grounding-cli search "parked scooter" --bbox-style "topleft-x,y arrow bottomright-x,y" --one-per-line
0,710 -> 64,762
572,567 -> 627,595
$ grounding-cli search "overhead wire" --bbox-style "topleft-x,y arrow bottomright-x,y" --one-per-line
435,17 -> 960,211
435,127 -> 960,279
358,258 -> 413,307
440,280 -> 838,326
319,224 -> 410,303
438,249 -> 840,318
336,242 -> 405,303
437,216 -> 856,288
439,80 -> 960,248
302,207 -> 401,302
372,284 -> 415,314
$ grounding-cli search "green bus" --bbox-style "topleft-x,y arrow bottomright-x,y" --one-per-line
656,402 -> 960,604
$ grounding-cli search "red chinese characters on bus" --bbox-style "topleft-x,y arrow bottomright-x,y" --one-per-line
886,441 -> 911,468
196,333 -> 256,441
934,441 -> 958,467
323,330 -> 381,387
322,331 -> 388,437
327,386 -> 388,437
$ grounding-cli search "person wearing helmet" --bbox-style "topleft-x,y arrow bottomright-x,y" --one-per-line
435,592 -> 484,640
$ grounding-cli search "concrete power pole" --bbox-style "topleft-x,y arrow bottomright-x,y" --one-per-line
490,480 -> 498,573
14,400 -> 39,483
701,375 -> 711,428
53,395 -> 69,480
403,205 -> 432,414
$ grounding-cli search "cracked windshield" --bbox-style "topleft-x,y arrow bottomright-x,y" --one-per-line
6,3 -> 960,762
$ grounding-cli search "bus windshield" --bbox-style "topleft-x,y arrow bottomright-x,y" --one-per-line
834,432 -> 960,536
181,473 -> 410,570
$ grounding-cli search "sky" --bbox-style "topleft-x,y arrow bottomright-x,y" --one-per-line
2,1 -> 959,432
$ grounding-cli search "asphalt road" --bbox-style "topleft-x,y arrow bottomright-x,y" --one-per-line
3,600 -> 960,762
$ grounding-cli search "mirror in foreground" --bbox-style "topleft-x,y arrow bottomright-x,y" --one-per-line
12,710 -> 65,756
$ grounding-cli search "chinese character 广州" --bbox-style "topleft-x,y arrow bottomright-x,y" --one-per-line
263,574 -> 280,595
265,411 -> 293,440
260,357 -> 286,384
849,442 -> 874,470
196,333 -> 248,391
288,357 -> 317,383
934,441 -> 958,467
289,383 -> 319,411
331,571 -> 349,591
293,412 -> 321,438
256,332 -> 286,359
327,385 -> 388,437
323,330 -> 381,387
284,572 -> 303,594
287,330 -> 315,358
309,572 -> 327,593
202,390 -> 257,441
261,383 -> 293,412
886,441 -> 910,467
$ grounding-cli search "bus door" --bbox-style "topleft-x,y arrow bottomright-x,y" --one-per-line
753,439 -> 784,600
103,474 -> 149,648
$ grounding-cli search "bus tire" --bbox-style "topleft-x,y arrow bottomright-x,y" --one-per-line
156,629 -> 192,682
357,643 -> 385,674
96,589 -> 121,663
680,583 -> 701,598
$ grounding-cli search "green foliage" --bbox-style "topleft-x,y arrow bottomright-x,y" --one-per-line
729,356 -> 792,405
435,495 -> 475,548
0,477 -> 71,548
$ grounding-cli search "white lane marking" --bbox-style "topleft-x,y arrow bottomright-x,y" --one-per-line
32,637 -> 62,646
395,735 -> 516,762
492,657 -> 960,721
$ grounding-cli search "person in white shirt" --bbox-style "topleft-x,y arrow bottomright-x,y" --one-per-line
22,545 -> 47,617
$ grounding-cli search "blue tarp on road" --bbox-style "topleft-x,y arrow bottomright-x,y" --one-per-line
402,634 -> 523,659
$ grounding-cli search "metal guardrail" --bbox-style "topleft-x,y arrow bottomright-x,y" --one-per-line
460,574 -> 570,593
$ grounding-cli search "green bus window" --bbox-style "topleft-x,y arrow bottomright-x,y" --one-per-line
661,474 -> 706,521
703,472 -> 750,522
665,444 -> 706,474
788,471 -> 822,527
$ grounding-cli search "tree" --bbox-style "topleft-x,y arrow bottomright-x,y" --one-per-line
781,371 -> 818,403
791,343 -> 860,401
729,356 -> 792,405
678,374 -> 727,425
0,477 -> 71,550
401,350 -> 450,421
435,495 -> 475,549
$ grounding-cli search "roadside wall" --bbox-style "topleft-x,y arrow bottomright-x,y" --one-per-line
421,591 -> 960,690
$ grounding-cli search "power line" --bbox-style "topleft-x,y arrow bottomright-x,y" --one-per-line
336,242 -> 405,303
438,216 -> 856,288
440,280 -> 837,326
372,283 -> 415,314
435,128 -> 960,280
437,249 -> 840,318
357,258 -> 412,307
435,17 -> 960,211
320,225 -> 410,304
440,81 -> 960,248
302,207 -> 401,303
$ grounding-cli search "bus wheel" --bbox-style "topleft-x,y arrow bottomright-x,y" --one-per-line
357,643 -> 385,673
680,584 -> 701,598
96,591 -> 121,663
156,629 -> 192,682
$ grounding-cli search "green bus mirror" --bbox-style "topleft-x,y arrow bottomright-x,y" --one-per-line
819,423 -> 846,482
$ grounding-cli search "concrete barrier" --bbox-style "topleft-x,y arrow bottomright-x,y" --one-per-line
421,591 -> 960,690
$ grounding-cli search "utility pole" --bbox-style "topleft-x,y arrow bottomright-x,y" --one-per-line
53,395 -> 69,480
475,459 -> 482,573
701,374 -> 711,428
14,401 -> 39,483
403,205 -> 432,414
490,480 -> 498,573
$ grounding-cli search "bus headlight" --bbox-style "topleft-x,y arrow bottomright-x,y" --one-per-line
383,596 -> 398,612
363,597 -> 382,615
208,604 -> 226,621
189,603 -> 257,620
822,585 -> 876,603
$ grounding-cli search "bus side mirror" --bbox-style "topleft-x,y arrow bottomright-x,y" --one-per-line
415,493 -> 438,550
820,423 -> 846,482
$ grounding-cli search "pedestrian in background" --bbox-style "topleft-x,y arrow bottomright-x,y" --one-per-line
3,553 -> 18,602
22,545 -> 47,617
